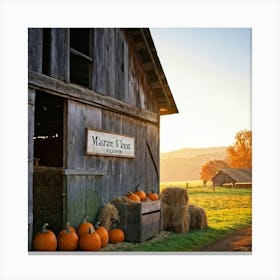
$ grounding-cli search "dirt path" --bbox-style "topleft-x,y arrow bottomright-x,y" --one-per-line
201,226 -> 252,252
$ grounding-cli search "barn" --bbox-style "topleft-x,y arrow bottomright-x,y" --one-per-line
28,28 -> 178,249
212,168 -> 252,187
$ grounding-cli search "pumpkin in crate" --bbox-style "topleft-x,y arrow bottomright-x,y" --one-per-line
77,216 -> 94,237
79,227 -> 101,251
95,221 -> 109,248
127,191 -> 141,202
33,223 -> 57,251
133,186 -> 147,202
109,221 -> 125,244
58,222 -> 79,251
147,190 -> 159,201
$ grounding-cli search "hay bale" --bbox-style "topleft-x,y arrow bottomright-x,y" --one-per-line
161,202 -> 190,233
188,204 -> 208,229
97,203 -> 119,231
160,187 -> 189,206
111,195 -> 140,204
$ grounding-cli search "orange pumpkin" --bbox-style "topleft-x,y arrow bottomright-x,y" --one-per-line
95,222 -> 109,248
79,227 -> 101,251
109,224 -> 125,244
127,191 -> 141,202
147,190 -> 159,201
77,216 -> 94,237
58,222 -> 79,251
33,223 -> 57,251
134,190 -> 146,201
58,222 -> 76,239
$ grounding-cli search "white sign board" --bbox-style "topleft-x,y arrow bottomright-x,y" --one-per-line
86,129 -> 135,158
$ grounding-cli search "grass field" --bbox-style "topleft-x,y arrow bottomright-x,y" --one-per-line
102,181 -> 252,252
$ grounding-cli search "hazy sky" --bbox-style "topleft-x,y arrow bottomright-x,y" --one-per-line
150,28 -> 252,152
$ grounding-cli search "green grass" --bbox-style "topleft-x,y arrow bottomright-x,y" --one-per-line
101,181 -> 252,252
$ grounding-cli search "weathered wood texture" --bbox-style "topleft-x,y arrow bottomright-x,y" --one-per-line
28,88 -> 35,250
28,28 -> 43,72
49,28 -> 69,82
65,100 -> 159,226
114,200 -> 161,242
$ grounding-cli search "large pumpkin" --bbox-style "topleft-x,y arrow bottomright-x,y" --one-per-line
79,227 -> 101,251
95,221 -> 109,248
58,222 -> 79,251
77,216 -> 94,237
33,223 -> 57,251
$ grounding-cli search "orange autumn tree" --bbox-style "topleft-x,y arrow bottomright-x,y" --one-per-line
226,129 -> 252,168
200,160 -> 230,186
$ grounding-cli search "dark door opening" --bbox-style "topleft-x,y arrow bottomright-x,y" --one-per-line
32,92 -> 64,236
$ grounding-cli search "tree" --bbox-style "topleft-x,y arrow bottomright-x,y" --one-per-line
200,160 -> 230,186
226,129 -> 252,168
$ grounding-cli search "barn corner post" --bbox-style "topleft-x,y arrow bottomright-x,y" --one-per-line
28,27 -> 178,247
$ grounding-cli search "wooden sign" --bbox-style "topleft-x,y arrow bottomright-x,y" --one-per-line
86,129 -> 135,158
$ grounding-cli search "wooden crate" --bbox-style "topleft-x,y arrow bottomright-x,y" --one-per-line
114,200 -> 161,243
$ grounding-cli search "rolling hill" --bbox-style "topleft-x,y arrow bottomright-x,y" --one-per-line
160,147 -> 227,182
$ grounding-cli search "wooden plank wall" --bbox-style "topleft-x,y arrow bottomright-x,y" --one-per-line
28,28 -> 161,228
66,100 -> 159,227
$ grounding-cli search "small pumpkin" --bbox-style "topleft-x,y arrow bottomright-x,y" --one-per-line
77,216 -> 94,237
147,190 -> 159,201
32,223 -> 57,251
127,191 -> 141,202
134,185 -> 146,201
109,222 -> 125,244
95,221 -> 109,248
58,222 -> 79,251
79,227 -> 101,251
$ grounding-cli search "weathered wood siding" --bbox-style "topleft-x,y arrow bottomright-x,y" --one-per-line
28,89 -> 35,249
28,28 -> 161,229
65,100 -> 159,227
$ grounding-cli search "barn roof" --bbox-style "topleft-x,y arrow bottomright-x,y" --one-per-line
212,168 -> 252,182
127,28 -> 178,116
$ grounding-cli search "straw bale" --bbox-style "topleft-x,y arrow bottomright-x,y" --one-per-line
97,203 -> 119,231
111,195 -> 140,204
160,187 -> 189,206
188,204 -> 208,229
161,201 -> 190,233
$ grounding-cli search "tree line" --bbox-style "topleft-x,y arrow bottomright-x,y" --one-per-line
200,129 -> 252,186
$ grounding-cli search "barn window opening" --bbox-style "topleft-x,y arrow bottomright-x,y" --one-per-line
70,28 -> 93,88
42,28 -> 51,75
33,92 -> 64,167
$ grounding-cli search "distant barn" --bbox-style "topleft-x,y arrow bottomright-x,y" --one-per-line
212,168 -> 252,187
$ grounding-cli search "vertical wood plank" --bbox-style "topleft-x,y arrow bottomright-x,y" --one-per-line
106,28 -> 116,98
93,28 -> 106,94
28,28 -> 43,73
50,28 -> 70,82
116,29 -> 124,101
28,88 -> 35,250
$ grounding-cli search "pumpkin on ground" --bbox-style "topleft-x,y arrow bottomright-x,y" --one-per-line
126,191 -> 141,202
109,222 -> 125,244
58,222 -> 76,239
95,221 -> 109,248
58,222 -> 79,251
79,227 -> 101,251
147,190 -> 159,201
77,216 -> 94,237
33,223 -> 57,251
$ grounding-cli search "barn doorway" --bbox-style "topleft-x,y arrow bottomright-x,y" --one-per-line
32,91 -> 64,235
